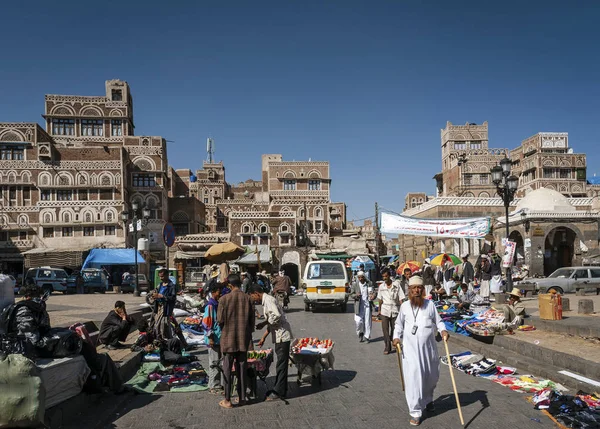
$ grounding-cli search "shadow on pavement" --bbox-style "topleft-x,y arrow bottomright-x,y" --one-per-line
61,391 -> 161,429
278,369 -> 358,400
429,389 -> 489,428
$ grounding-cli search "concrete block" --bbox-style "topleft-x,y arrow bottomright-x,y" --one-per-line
576,289 -> 587,296
562,297 -> 570,311
578,299 -> 594,315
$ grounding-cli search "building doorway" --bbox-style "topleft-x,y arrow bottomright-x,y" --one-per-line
544,227 -> 576,276
281,262 -> 300,288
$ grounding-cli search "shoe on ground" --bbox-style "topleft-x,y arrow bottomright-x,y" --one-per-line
426,402 -> 435,413
409,417 -> 421,426
106,344 -> 118,350
364,338 -> 370,344
359,333 -> 364,343
265,393 -> 280,401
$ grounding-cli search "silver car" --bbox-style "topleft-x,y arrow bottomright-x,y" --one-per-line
531,266 -> 600,294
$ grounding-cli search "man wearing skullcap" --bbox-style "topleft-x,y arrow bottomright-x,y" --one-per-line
350,271 -> 374,343
393,275 -> 449,426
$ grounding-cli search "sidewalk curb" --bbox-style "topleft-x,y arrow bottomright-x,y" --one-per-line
529,316 -> 600,339
449,334 -> 599,393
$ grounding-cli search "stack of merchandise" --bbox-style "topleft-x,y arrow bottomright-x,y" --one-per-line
179,317 -> 204,347
462,309 -> 507,337
441,351 -> 503,377
490,374 -> 565,393
247,349 -> 273,373
532,389 -> 600,427
292,338 -> 334,355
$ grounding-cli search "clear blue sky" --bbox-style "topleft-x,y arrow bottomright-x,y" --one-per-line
2,1 -> 599,222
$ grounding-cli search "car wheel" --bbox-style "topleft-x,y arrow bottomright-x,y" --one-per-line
99,289 -> 105,294
548,286 -> 564,295
304,302 -> 310,312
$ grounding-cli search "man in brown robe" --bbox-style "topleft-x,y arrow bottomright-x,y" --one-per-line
217,273 -> 254,408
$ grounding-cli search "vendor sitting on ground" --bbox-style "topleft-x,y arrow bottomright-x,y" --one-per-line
431,283 -> 447,301
498,288 -> 527,326
2,284 -> 50,348
456,283 -> 477,310
98,300 -> 134,350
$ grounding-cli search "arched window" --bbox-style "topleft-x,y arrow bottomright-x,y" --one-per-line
85,212 -> 92,223
242,224 -> 251,234
260,225 -> 268,234
314,207 -> 323,218
44,213 -> 51,224
106,212 -> 114,222
101,175 -> 111,185
280,224 -> 289,232
64,213 -> 71,223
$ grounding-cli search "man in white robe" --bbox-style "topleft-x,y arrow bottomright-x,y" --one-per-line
350,271 -> 373,343
393,276 -> 449,426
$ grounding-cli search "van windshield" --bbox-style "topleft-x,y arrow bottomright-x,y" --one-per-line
307,263 -> 345,280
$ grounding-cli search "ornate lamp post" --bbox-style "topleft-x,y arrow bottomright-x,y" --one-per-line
121,201 -> 151,296
491,158 -> 519,289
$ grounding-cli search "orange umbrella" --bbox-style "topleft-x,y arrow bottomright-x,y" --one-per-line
205,242 -> 245,263
397,261 -> 421,275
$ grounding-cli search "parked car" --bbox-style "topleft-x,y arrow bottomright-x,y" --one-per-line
184,267 -> 207,293
302,260 -> 350,312
66,271 -> 83,293
25,267 -> 69,294
526,266 -> 600,294
121,274 -> 150,294
80,269 -> 109,294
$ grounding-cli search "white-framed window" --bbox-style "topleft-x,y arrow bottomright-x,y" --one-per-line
81,119 -> 103,137
469,141 -> 482,150
242,235 -> 252,246
111,119 -> 123,136
62,227 -> 73,237
308,180 -> 321,190
315,220 -> 323,232
284,180 -> 296,191
52,119 -> 75,136
83,227 -> 94,237
454,142 -> 466,150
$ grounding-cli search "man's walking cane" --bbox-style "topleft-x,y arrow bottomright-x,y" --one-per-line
443,338 -> 465,426
395,344 -> 405,391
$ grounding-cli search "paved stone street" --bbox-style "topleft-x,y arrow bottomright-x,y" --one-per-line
63,296 -> 555,429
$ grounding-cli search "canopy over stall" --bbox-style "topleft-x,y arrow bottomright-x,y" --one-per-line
82,248 -> 146,269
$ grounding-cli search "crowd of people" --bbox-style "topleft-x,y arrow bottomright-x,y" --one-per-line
348,252 -> 528,426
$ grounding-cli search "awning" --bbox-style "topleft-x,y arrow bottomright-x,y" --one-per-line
82,248 -> 145,269
23,248 -> 84,269
0,253 -> 24,262
314,253 -> 352,260
174,250 -> 206,260
236,245 -> 271,265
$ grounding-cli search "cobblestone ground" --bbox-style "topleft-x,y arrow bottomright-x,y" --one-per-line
64,296 -> 555,429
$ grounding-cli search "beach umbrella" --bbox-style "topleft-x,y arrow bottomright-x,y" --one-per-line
205,242 -> 245,263
429,253 -> 462,266
396,261 -> 421,275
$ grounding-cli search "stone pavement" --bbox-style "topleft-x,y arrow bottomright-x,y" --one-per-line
44,291 -> 147,327
60,297 -> 558,429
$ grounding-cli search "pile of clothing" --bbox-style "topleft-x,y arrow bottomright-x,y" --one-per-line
126,361 -> 209,393
533,389 -> 600,427
490,374 -> 565,393
441,351 -> 508,377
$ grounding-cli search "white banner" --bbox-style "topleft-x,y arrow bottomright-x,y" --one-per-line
380,212 -> 491,238
503,240 -> 516,268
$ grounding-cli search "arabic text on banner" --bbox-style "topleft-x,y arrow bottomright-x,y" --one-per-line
380,212 -> 491,238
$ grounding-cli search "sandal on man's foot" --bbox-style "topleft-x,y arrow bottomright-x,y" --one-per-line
409,417 -> 421,426
219,399 -> 233,409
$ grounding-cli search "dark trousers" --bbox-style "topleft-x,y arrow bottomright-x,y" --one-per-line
101,321 -> 131,346
223,351 -> 247,402
274,341 -> 290,397
380,315 -> 396,352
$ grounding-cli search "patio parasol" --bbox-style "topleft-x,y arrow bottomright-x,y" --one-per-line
396,261 -> 421,275
205,242 -> 245,263
429,253 -> 462,266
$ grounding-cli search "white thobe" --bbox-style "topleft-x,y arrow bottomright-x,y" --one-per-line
393,300 -> 447,419
354,281 -> 372,340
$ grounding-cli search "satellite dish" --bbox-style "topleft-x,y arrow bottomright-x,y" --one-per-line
567,148 -> 573,154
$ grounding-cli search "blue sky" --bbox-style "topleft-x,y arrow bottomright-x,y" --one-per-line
1,1 -> 599,222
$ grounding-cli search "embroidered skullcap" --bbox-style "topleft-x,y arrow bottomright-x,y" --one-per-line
357,271 -> 365,277
408,276 -> 424,286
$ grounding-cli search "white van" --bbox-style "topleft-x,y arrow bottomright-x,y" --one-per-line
302,260 -> 349,312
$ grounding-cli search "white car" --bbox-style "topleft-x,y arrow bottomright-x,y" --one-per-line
529,266 -> 600,294
7,275 -> 17,293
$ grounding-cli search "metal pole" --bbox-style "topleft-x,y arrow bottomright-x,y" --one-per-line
375,202 -> 381,269
505,196 -> 513,289
134,218 -> 139,296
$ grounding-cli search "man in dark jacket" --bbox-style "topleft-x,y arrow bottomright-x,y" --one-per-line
153,269 -> 177,317
422,259 -> 435,296
2,284 -> 50,348
98,301 -> 133,349
460,254 -> 475,291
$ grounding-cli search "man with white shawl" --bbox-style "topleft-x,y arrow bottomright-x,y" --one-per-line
393,275 -> 449,426
350,271 -> 374,343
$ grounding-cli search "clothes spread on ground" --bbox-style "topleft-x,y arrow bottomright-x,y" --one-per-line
125,361 -> 209,393
532,389 -> 600,428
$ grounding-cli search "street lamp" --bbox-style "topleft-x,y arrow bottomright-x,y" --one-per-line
121,202 -> 151,296
491,158 -> 519,289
